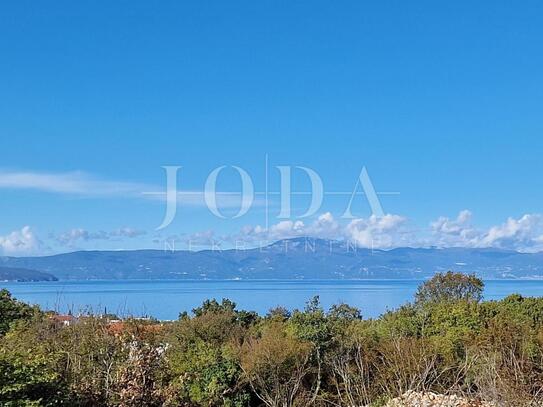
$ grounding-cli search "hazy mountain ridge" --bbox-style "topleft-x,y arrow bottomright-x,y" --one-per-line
2,238 -> 543,280
0,266 -> 58,282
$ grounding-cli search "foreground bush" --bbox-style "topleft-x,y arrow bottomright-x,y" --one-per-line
1,272 -> 543,406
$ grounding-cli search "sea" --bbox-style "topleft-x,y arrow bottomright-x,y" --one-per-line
2,279 -> 543,320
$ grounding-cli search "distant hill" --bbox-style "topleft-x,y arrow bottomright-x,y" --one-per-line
2,238 -> 543,280
0,266 -> 58,282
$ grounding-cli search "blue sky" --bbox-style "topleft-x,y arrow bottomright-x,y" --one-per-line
1,1 -> 543,255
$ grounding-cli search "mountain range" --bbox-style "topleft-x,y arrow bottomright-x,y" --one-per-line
0,266 -> 58,282
2,238 -> 543,280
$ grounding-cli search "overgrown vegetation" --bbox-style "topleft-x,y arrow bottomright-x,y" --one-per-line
1,273 -> 543,406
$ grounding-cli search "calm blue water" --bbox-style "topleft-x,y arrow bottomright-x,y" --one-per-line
1,280 -> 543,320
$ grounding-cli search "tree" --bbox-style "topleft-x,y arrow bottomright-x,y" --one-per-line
0,352 -> 64,406
238,321 -> 313,407
116,341 -> 166,407
192,298 -> 237,317
57,316 -> 125,405
289,296 -> 332,404
266,306 -> 291,321
0,289 -> 37,336
328,303 -> 362,322
167,302 -> 251,406
0,319 -> 67,406
290,297 -> 333,349
415,271 -> 484,305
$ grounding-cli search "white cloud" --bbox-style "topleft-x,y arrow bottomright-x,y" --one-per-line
0,170 -> 266,210
429,210 -> 481,248
109,227 -> 147,238
431,209 -> 473,235
0,170 -> 151,196
55,229 -> 107,246
143,191 -> 258,208
55,227 -> 146,247
238,212 -> 341,243
183,230 -> 217,246
309,212 -> 341,239
428,210 -> 543,252
236,212 -> 409,249
0,226 -> 43,255
478,214 -> 543,252
345,214 -> 409,249
238,220 -> 304,242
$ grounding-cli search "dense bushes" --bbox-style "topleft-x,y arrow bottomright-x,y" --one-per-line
0,288 -> 37,336
1,273 -> 543,406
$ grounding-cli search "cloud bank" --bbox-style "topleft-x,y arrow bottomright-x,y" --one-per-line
233,210 -> 543,253
4,211 -> 543,255
54,227 -> 147,248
